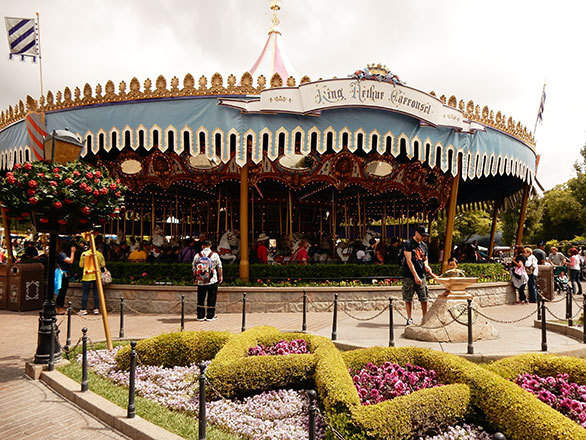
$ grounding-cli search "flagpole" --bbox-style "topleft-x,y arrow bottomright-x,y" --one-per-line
35,10 -> 44,98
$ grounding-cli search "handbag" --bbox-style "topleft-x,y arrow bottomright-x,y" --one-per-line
54,267 -> 64,292
101,267 -> 112,285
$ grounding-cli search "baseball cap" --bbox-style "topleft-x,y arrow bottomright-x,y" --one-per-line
415,226 -> 429,237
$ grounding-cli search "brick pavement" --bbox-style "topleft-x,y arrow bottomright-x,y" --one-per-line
0,288 -> 584,439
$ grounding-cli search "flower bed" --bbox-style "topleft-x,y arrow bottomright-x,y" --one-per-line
514,373 -> 586,427
248,339 -> 309,356
350,362 -> 441,405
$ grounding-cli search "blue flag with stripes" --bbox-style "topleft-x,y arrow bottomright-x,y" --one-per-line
4,17 -> 38,60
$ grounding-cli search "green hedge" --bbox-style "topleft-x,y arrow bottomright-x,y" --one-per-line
115,330 -> 231,370
206,326 -> 324,398
106,261 -> 507,285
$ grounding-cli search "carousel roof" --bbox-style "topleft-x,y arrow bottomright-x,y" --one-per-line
248,0 -> 297,83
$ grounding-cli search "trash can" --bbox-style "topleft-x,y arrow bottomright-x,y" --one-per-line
6,263 -> 45,311
0,264 -> 8,310
536,264 -> 554,301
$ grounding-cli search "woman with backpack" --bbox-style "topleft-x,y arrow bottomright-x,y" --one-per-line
192,240 -> 223,321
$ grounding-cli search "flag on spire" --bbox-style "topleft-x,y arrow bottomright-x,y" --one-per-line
536,83 -> 546,123
5,17 -> 38,61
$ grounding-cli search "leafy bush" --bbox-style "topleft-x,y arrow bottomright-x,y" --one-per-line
115,330 -> 231,370
206,326 -> 323,398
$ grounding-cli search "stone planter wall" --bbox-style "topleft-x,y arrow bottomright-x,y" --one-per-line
66,282 -> 515,314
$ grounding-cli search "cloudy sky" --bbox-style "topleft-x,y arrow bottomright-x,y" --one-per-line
1,0 -> 584,190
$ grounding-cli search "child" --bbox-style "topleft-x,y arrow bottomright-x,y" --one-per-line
78,243 -> 106,315
440,257 -> 466,277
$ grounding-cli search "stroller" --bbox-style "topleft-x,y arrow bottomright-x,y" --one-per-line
553,265 -> 571,295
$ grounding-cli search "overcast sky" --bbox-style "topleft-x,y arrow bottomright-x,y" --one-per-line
1,0 -> 584,191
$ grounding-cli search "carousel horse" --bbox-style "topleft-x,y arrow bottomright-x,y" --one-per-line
336,240 -> 353,263
218,230 -> 240,264
152,225 -> 166,248
312,235 -> 334,263
362,229 -> 381,248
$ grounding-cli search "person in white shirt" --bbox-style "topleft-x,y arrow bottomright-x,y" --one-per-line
524,247 -> 539,303
192,240 -> 223,321
568,247 -> 583,295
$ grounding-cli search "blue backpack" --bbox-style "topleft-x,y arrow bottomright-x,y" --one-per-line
194,252 -> 215,283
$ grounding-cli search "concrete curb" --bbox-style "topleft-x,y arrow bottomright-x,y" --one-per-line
40,369 -> 183,440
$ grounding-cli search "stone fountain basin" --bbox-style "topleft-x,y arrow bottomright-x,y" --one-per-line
435,277 -> 478,299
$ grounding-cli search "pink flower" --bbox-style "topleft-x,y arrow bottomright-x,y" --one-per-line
53,201 -> 62,208
81,206 -> 91,215
94,171 -> 102,178
58,219 -> 67,225
28,180 -> 38,188
115,191 -> 121,197
29,197 -> 38,205
110,183 -> 117,190
85,172 -> 94,179
14,163 -> 22,169
39,218 -> 49,223
93,189 -> 100,196
100,187 -> 108,195
49,180 -> 57,186
64,178 -> 73,186
7,176 -> 16,184
73,170 -> 80,176
23,162 -> 32,170
64,198 -> 73,205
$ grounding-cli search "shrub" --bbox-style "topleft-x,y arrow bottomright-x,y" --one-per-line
206,326 -> 325,398
115,330 -> 231,370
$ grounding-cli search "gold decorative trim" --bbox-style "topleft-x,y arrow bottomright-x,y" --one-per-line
1,75 -> 533,149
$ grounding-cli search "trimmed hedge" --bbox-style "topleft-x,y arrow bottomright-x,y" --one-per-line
484,353 -> 586,385
106,261 -> 506,285
206,326 -> 325,398
115,330 -> 231,370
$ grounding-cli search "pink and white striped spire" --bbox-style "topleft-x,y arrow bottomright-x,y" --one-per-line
249,0 -> 297,83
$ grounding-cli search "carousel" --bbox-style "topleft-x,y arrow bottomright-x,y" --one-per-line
0,1 -> 537,280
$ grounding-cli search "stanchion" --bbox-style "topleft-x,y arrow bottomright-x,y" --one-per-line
81,327 -> 88,392
241,292 -> 247,333
127,341 -> 137,418
536,295 -> 542,321
541,301 -> 547,352
198,362 -> 207,440
567,288 -> 573,327
48,321 -> 55,371
331,293 -> 338,341
493,433 -> 506,440
302,289 -> 307,332
181,295 -> 185,332
583,294 -> 586,344
119,298 -> 125,338
65,302 -> 72,358
308,390 -> 317,440
388,297 -> 395,347
467,299 -> 474,355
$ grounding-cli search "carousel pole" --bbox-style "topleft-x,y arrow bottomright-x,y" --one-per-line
151,193 -> 155,237
279,203 -> 283,237
1,207 -> 14,263
442,168 -> 461,273
239,164 -> 249,281
288,188 -> 293,244
216,188 -> 221,239
515,184 -> 530,247
225,196 -> 229,231
206,204 -> 210,235
357,191 -> 362,239
122,208 -> 127,240
488,200 -> 500,258
116,213 -> 120,238
230,201 -> 234,231
130,210 -> 135,239
189,205 -> 193,236
331,190 -> 336,259
319,208 -> 323,244
139,208 -> 144,240
175,192 -> 179,238
251,189 -> 255,242
344,200 -> 349,240
86,232 -> 112,350
382,202 -> 387,243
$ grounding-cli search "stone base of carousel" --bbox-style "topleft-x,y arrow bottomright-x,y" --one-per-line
403,295 -> 499,343
65,282 -> 516,315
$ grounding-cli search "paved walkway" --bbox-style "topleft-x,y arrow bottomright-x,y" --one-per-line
0,290 -> 584,439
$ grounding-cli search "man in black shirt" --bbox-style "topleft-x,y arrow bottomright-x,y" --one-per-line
402,226 -> 435,325
533,241 -> 547,265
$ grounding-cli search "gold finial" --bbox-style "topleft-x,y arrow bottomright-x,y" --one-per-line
269,0 -> 281,33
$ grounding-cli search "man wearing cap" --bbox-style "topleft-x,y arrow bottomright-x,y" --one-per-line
533,241 -> 547,265
256,233 -> 269,264
402,225 -> 435,325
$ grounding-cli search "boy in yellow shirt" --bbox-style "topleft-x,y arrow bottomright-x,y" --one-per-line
78,247 -> 106,315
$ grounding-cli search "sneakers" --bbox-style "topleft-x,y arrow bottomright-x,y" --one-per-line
93,309 -> 100,315
196,317 -> 205,322
406,318 -> 414,326
78,310 -> 87,316
206,316 -> 218,321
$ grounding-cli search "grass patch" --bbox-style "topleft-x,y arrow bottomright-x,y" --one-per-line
58,342 -> 242,440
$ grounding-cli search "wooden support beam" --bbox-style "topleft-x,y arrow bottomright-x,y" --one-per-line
515,185 -> 530,247
442,170 -> 461,273
239,165 -> 249,281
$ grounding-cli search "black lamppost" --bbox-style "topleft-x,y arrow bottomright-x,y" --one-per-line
34,129 -> 84,364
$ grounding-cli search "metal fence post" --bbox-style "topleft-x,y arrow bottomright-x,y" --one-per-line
308,390 -> 317,440
536,294 -> 542,321
388,297 -> 395,347
81,327 -> 88,392
181,295 -> 185,332
48,321 -> 55,371
127,341 -> 137,418
467,299 -> 474,355
567,288 -> 573,327
241,292 -> 247,333
541,301 -> 547,352
302,289 -> 307,332
64,302 -> 72,358
493,433 -> 507,440
583,294 -> 586,344
198,361 -> 207,440
331,293 -> 338,341
119,297 -> 125,338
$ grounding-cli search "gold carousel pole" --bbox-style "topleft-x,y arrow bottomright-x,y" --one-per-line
251,189 -> 255,241
515,184 -> 530,247
488,200 -> 500,258
151,193 -> 155,237
216,188 -> 222,239
122,208 -> 127,240
225,195 -> 229,231
175,191 -> 179,238
288,188 -> 293,244
319,208 -> 323,244
279,203 -> 283,237
139,208 -> 144,240
442,168 -> 461,273
357,191 -> 362,239
130,210 -> 135,239
1,207 -> 14,263
189,205 -> 193,237
331,190 -> 336,258
85,232 -> 112,350
239,164 -> 249,281
382,202 -> 387,242
116,213 -> 120,238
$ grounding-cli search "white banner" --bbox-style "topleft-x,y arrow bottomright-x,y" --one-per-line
219,78 -> 484,133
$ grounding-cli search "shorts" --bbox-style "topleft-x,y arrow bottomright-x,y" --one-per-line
402,277 -> 429,302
